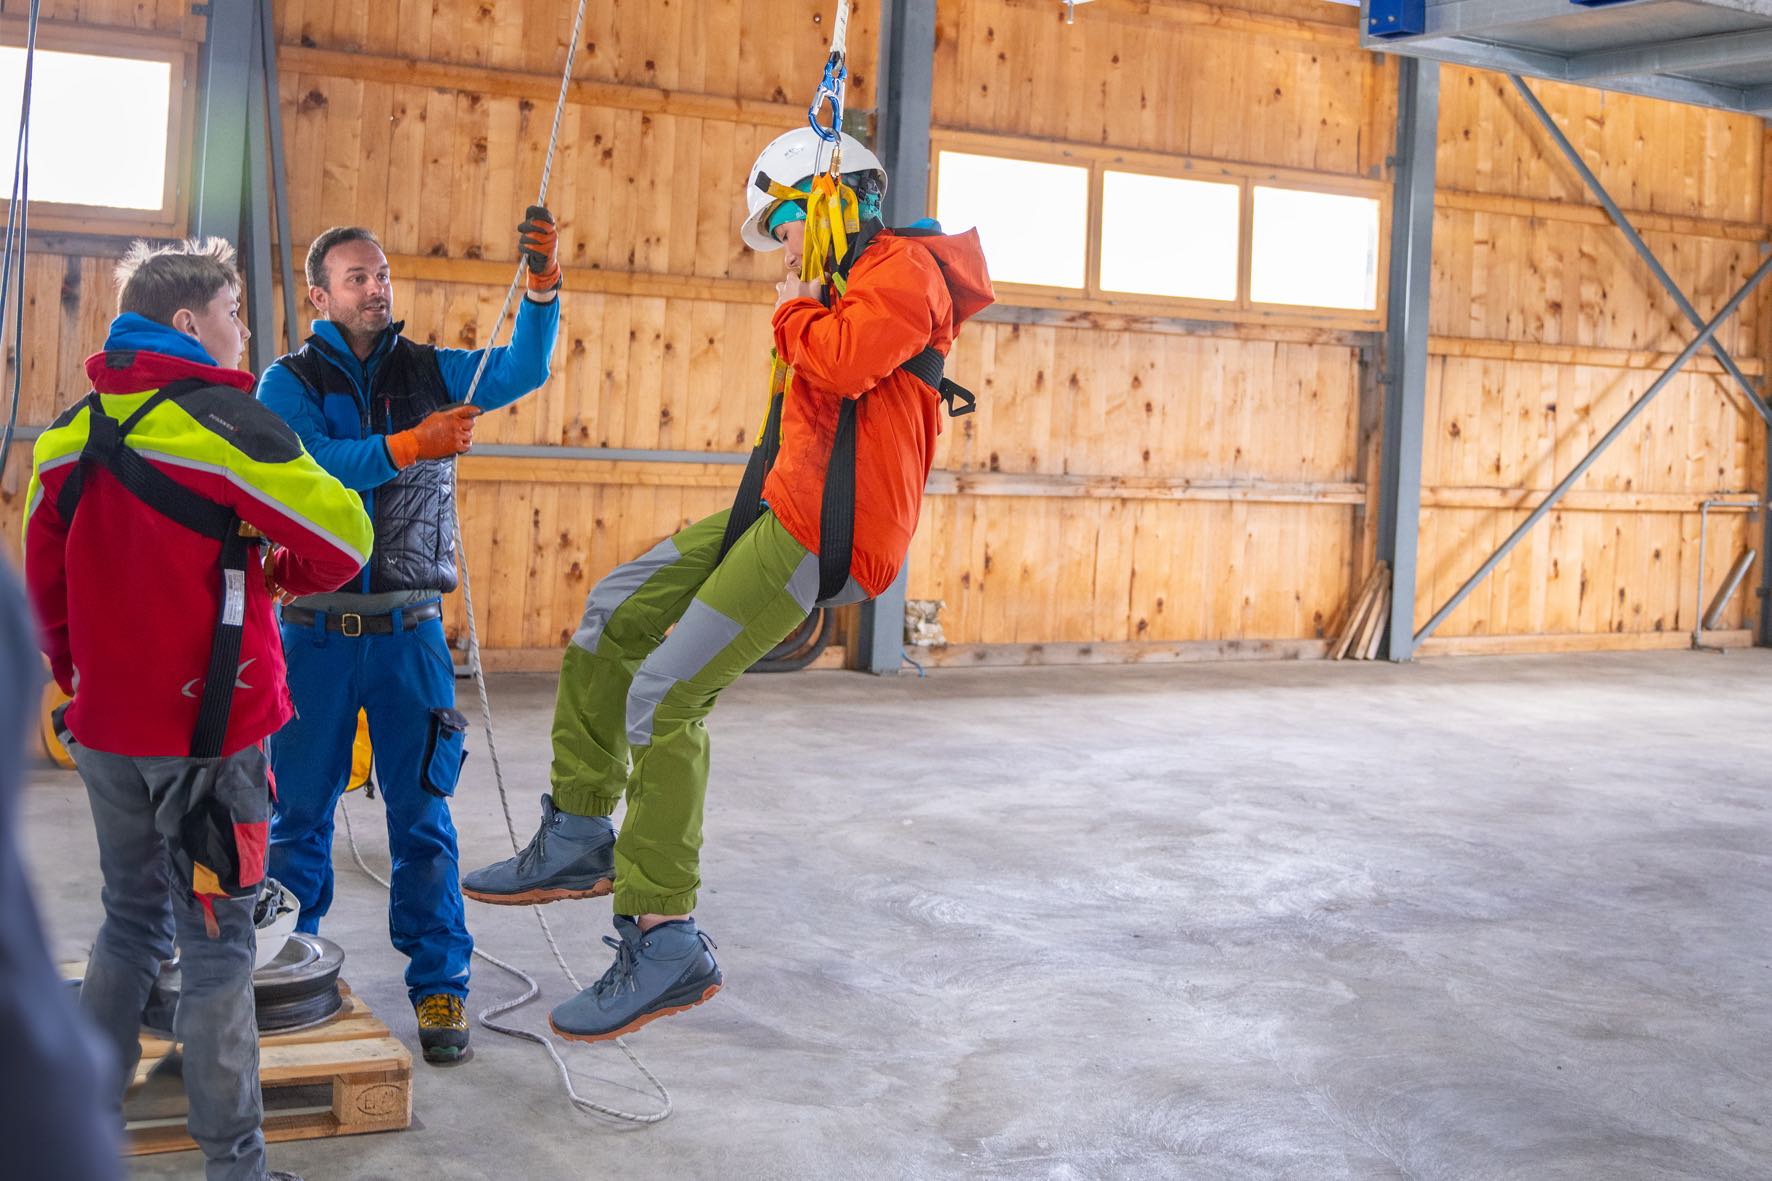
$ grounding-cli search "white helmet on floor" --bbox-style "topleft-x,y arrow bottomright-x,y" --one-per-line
738,126 -> 887,253
253,877 -> 300,970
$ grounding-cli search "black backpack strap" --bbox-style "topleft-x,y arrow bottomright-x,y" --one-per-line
816,399 -> 859,603
898,346 -> 976,416
188,526 -> 252,758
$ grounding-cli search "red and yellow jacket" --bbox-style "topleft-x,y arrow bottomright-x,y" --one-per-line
24,334 -> 374,757
766,228 -> 993,596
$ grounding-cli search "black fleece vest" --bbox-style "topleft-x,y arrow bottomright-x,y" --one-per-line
276,333 -> 456,594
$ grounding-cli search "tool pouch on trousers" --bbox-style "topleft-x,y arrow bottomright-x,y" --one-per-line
148,745 -> 273,937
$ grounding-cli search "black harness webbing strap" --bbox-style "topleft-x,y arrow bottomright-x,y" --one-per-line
717,383 -> 784,562
815,397 -> 858,603
56,380 -> 249,757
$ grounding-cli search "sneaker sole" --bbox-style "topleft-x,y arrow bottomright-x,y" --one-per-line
461,879 -> 613,906
547,983 -> 722,1044
422,1044 -> 469,1065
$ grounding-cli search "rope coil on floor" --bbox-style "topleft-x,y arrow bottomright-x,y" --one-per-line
342,0 -> 673,1125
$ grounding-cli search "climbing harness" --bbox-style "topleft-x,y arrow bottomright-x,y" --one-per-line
340,0 -> 671,1125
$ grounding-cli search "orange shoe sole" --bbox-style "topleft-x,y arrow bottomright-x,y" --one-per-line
548,983 -> 722,1044
462,879 -> 613,906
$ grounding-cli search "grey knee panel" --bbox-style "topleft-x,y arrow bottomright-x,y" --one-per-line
571,535 -> 681,654
625,600 -> 745,746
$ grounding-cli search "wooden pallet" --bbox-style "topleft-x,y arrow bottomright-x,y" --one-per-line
123,980 -> 412,1156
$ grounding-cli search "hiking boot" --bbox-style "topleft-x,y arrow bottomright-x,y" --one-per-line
415,993 -> 469,1064
461,793 -> 615,906
549,916 -> 722,1043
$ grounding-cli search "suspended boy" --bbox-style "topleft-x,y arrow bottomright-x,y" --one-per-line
462,127 -> 992,1041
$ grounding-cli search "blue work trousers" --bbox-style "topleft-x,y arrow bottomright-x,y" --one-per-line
268,606 -> 471,1003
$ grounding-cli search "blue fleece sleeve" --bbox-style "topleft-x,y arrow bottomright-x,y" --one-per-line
257,362 -> 400,491
433,292 -> 560,412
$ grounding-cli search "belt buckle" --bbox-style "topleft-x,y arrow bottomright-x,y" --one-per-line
340,613 -> 363,638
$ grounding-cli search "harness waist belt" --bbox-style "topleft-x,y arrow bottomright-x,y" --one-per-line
282,601 -> 444,636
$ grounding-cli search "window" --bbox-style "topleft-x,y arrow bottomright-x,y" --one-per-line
1249,186 -> 1381,310
1098,171 -> 1239,301
0,49 -> 173,211
0,29 -> 191,236
934,151 -> 1089,289
929,132 -> 1387,326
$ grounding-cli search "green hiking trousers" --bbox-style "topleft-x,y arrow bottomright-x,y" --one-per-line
547,508 -> 854,915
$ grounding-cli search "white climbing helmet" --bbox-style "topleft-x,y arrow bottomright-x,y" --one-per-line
252,877 -> 300,970
738,126 -> 887,253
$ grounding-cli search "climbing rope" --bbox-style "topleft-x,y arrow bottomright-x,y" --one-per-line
341,0 -> 673,1125
0,0 -> 41,486
740,0 -> 863,457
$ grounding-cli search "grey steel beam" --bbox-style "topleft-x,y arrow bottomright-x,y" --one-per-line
1376,57 -> 1439,662
242,0 -> 275,374
853,0 -> 937,676
260,0 -> 301,352
1745,82 -> 1772,113
1762,428 -> 1772,646
191,0 -> 255,242
1509,75 -> 1772,428
1364,0 -> 1658,47
1567,26 -> 1772,81
468,444 -> 748,464
1385,38 -> 1751,110
1415,251 -> 1772,646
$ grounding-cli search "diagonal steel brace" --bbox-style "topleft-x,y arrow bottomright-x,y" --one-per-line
1510,75 -> 1772,429
1415,251 -> 1772,646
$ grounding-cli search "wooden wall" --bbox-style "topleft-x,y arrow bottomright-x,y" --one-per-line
912,0 -> 1389,662
1,0 -> 1766,667
1416,70 -> 1769,654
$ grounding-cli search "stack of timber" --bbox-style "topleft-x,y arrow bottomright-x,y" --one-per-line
1331,561 -> 1391,661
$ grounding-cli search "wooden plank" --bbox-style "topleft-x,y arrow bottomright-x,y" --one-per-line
1435,187 -> 1771,245
1418,629 -> 1750,657
920,637 -> 1332,667
275,45 -> 805,126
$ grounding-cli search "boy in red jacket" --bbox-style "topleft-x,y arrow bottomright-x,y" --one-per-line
23,238 -> 372,1181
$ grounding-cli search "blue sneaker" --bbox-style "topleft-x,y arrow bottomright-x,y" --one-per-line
461,794 -> 615,905
549,916 -> 722,1043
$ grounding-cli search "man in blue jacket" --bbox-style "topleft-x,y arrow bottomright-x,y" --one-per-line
258,208 -> 562,1063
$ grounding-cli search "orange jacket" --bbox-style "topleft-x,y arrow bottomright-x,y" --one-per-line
765,228 -> 992,597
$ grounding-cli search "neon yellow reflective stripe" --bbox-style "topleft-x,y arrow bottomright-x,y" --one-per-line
152,398 -> 373,564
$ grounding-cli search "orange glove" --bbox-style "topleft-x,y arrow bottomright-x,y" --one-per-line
517,204 -> 561,293
387,404 -> 481,467
262,547 -> 297,605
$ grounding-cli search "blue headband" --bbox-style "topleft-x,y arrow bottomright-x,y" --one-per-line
765,173 -> 883,237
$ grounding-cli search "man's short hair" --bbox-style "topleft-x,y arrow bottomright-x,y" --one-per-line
306,226 -> 383,290
113,237 -> 239,326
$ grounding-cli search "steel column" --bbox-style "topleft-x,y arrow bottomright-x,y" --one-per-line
260,0 -> 301,353
1510,75 -> 1772,427
1375,57 -> 1439,661
854,0 -> 937,675
191,0 -> 254,242
242,0 -> 275,374
1415,252 -> 1772,646
1762,428 -> 1772,645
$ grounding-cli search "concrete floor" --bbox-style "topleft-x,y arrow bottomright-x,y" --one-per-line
18,650 -> 1772,1181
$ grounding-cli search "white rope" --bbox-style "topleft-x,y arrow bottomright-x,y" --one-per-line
339,795 -> 671,1124
343,0 -> 672,1125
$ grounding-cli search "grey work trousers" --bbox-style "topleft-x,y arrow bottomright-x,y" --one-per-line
71,742 -> 268,1181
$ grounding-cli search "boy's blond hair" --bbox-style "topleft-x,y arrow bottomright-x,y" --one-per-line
113,237 -> 240,325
